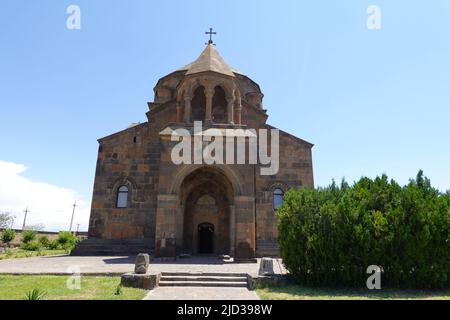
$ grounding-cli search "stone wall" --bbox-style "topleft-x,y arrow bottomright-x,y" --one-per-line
88,122 -> 159,244
254,129 -> 314,257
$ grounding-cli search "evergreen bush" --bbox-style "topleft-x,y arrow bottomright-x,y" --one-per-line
277,171 -> 450,289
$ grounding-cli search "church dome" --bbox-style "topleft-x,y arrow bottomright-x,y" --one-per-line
152,43 -> 265,126
177,44 -> 242,77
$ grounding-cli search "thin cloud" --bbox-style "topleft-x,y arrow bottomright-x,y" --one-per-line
0,160 -> 90,232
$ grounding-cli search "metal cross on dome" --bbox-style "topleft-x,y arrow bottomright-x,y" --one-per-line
205,27 -> 217,45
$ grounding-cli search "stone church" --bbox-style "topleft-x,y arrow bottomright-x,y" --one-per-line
74,42 -> 314,259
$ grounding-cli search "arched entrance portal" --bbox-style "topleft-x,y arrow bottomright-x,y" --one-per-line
180,167 -> 234,255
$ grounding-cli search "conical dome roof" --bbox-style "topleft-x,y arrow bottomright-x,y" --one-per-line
178,44 -> 242,77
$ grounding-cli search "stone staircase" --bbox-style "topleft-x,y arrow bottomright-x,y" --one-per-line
71,238 -> 153,256
158,272 -> 249,288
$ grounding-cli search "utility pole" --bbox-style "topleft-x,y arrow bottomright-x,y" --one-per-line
22,207 -> 30,230
76,223 -> 80,235
69,201 -> 78,233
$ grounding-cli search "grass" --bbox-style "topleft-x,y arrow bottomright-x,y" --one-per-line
256,285 -> 450,300
0,275 -> 147,300
0,249 -> 68,260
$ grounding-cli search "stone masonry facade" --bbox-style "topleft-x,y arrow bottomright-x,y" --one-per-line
74,44 -> 314,258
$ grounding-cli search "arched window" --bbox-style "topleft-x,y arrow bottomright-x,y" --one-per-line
191,86 -> 206,122
116,186 -> 129,208
212,86 -> 227,123
273,188 -> 284,210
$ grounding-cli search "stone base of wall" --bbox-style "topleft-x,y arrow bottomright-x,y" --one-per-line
255,240 -> 280,257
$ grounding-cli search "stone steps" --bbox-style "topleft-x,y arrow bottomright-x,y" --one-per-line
159,281 -> 248,288
159,272 -> 248,288
162,272 -> 248,277
161,276 -> 248,282
71,238 -> 153,256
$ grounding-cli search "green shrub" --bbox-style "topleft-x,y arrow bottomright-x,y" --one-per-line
20,241 -> 41,251
22,230 -> 37,244
38,236 -> 50,248
57,231 -> 78,251
48,240 -> 61,250
2,229 -> 16,244
277,171 -> 450,289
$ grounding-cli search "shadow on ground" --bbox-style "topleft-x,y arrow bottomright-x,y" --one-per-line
102,256 -> 135,264
256,285 -> 450,300
103,256 -> 233,265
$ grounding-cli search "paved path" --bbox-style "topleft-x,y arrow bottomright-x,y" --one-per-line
0,256 -> 281,300
0,255 -> 287,276
0,255 -> 132,275
145,287 -> 260,300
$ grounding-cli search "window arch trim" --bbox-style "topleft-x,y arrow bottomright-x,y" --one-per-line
108,176 -> 140,207
268,182 -> 288,212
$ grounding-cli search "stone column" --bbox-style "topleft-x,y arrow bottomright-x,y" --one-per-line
227,97 -> 235,124
176,102 -> 183,123
234,196 -> 256,259
155,194 -> 178,257
229,205 -> 235,256
183,96 -> 192,123
175,205 -> 184,253
205,88 -> 214,123
235,99 -> 242,125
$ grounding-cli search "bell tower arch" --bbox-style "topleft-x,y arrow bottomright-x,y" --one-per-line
174,44 -> 243,125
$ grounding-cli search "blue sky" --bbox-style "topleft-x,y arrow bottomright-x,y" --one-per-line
1,0 -> 449,230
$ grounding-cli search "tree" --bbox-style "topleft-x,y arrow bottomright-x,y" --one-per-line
38,236 -> 50,248
2,229 -> 16,245
277,171 -> 450,289
22,230 -> 37,244
57,231 -> 78,251
0,212 -> 14,229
